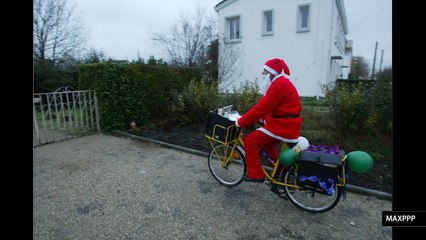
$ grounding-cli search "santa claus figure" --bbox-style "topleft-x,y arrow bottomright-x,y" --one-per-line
236,58 -> 302,182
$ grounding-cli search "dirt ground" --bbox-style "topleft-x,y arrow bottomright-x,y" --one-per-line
132,124 -> 392,194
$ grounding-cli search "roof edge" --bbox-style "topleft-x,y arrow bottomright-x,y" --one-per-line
214,0 -> 238,12
336,0 -> 348,34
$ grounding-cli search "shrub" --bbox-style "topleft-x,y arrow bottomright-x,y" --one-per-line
77,62 -> 202,130
326,77 -> 392,137
94,63 -> 149,130
365,72 -> 392,135
182,78 -> 219,123
231,80 -> 262,113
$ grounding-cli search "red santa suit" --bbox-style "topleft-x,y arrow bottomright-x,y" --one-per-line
236,58 -> 302,179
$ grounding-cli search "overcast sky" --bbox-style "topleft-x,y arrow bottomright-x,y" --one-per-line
72,0 -> 392,71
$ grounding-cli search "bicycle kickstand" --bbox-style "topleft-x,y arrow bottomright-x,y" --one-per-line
265,180 -> 289,201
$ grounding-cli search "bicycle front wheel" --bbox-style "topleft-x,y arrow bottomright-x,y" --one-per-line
283,167 -> 342,213
208,144 -> 246,187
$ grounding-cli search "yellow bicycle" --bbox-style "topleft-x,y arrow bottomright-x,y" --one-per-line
205,110 -> 348,213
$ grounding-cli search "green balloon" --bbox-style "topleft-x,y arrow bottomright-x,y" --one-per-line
279,148 -> 297,166
347,151 -> 374,173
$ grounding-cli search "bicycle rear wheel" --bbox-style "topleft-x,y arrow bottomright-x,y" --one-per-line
283,166 -> 342,213
208,144 -> 246,187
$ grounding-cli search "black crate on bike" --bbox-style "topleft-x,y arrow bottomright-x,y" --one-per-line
298,149 -> 345,166
205,111 -> 238,143
296,150 -> 345,195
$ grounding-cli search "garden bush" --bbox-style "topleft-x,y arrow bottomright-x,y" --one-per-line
181,78 -> 220,123
326,79 -> 392,136
78,62 -> 202,130
230,80 -> 262,113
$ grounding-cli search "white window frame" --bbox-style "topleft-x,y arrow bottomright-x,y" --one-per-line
296,4 -> 311,33
262,10 -> 274,36
225,15 -> 241,43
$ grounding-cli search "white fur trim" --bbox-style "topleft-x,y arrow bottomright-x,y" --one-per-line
257,127 -> 299,143
282,72 -> 291,79
271,74 -> 282,83
263,65 -> 279,76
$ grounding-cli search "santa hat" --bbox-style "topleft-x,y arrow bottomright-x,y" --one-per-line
263,58 -> 291,79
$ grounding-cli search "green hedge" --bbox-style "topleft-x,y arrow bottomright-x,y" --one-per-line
327,76 -> 392,136
78,62 -> 202,130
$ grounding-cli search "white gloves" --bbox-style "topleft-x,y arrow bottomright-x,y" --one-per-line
235,118 -> 240,128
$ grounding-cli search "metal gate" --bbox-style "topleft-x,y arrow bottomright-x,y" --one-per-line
33,89 -> 100,147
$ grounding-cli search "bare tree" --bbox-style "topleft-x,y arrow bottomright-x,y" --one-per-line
152,6 -> 215,67
33,0 -> 87,67
83,47 -> 106,64
218,42 -> 243,92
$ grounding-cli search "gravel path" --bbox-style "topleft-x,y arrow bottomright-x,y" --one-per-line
34,133 -> 392,239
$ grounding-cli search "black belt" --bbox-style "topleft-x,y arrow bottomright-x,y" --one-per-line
271,115 -> 300,119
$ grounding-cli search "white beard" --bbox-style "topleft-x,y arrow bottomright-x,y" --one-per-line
262,74 -> 271,95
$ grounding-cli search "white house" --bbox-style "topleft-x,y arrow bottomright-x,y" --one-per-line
214,0 -> 352,98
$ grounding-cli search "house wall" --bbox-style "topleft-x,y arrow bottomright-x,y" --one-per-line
342,40 -> 353,79
216,0 -> 348,97
328,0 -> 345,85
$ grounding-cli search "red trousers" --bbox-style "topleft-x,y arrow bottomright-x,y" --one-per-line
244,130 -> 282,179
